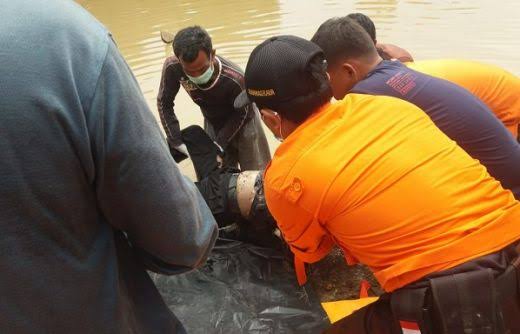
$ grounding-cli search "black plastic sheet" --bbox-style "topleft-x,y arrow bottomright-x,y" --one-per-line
152,239 -> 328,333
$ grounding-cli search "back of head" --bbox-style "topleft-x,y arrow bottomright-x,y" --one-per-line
311,17 -> 378,68
173,26 -> 213,62
346,13 -> 377,44
276,54 -> 333,123
239,35 -> 332,124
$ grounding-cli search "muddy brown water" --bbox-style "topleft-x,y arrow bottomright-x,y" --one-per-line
79,0 -> 520,165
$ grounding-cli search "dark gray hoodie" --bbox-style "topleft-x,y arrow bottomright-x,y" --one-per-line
0,0 -> 218,332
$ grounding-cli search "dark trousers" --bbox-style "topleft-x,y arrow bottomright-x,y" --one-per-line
204,109 -> 271,171
324,242 -> 520,334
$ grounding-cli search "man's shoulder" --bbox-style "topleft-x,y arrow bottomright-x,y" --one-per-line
367,60 -> 468,98
347,93 -> 417,110
264,108 -> 341,194
160,56 -> 186,86
163,55 -> 182,71
219,56 -> 244,75
359,61 -> 408,88
218,56 -> 245,88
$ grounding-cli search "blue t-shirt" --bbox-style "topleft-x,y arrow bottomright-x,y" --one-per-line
351,60 -> 520,198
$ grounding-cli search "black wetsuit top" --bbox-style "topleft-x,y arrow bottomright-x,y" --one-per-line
157,55 -> 251,148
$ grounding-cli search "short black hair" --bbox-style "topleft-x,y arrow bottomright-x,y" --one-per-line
347,13 -> 376,43
276,54 -> 332,124
311,17 -> 377,67
173,26 -> 212,62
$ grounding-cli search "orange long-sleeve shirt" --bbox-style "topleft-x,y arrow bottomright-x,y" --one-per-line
264,94 -> 520,291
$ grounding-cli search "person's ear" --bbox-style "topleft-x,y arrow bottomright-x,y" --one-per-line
260,109 -> 282,136
341,62 -> 358,81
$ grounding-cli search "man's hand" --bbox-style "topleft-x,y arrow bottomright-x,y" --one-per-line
169,143 -> 190,163
216,155 -> 223,168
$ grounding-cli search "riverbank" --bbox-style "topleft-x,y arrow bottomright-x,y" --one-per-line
309,247 -> 382,302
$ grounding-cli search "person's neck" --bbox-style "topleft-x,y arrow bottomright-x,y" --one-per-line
356,55 -> 383,80
281,118 -> 299,139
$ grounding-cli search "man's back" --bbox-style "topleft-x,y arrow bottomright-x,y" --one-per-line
0,1 -> 217,332
407,59 -> 520,138
351,60 -> 520,199
264,94 -> 520,291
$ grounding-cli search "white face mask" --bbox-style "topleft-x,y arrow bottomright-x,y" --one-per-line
186,59 -> 214,85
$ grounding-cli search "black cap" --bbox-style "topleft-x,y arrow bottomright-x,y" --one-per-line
235,35 -> 324,111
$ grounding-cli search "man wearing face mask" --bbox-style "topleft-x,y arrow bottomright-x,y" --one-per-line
157,26 -> 271,169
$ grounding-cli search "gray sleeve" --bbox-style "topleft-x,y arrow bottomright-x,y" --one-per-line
87,38 -> 218,274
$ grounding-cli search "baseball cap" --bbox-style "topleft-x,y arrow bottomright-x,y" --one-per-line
235,35 -> 325,111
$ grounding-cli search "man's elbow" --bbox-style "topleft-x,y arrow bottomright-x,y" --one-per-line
174,223 -> 219,271
165,209 -> 219,272
149,177 -> 219,273
142,221 -> 218,276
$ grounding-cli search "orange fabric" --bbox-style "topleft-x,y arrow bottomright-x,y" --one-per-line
359,280 -> 371,298
264,94 -> 520,291
407,59 -> 520,138
294,257 -> 307,286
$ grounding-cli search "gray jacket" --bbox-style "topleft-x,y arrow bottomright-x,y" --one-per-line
0,0 -> 218,333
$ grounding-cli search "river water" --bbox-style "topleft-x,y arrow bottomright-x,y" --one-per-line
79,0 -> 520,174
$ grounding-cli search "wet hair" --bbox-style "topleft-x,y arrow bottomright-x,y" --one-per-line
347,13 -> 376,43
276,54 -> 333,124
173,26 -> 212,62
311,17 -> 377,67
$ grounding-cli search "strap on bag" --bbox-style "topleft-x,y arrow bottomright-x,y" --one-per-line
429,269 -> 498,334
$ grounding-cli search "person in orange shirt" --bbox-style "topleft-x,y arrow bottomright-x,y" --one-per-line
407,59 -> 520,140
348,13 -> 520,140
235,35 -> 520,333
311,17 -> 520,200
347,13 -> 414,62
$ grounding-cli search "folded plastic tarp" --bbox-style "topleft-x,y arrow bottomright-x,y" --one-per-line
152,239 -> 329,333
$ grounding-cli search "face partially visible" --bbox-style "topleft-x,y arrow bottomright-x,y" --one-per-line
179,49 -> 215,77
327,62 -> 358,100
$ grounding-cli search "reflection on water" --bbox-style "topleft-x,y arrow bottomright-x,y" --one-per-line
79,0 -> 520,103
79,0 -> 281,105
79,0 -> 520,172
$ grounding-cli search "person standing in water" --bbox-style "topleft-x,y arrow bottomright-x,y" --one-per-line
157,26 -> 271,170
